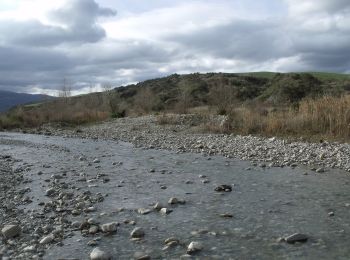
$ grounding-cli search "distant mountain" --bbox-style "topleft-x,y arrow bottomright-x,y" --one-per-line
0,90 -> 53,112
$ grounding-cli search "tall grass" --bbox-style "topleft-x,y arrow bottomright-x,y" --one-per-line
226,95 -> 350,140
0,98 -> 110,129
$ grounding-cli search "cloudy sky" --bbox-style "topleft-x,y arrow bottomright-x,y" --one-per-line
0,0 -> 349,95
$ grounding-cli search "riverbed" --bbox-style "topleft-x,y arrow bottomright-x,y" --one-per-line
0,132 -> 350,259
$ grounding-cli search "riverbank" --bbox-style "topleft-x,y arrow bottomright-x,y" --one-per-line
23,114 -> 350,173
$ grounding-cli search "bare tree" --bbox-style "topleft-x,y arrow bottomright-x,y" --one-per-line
134,87 -> 156,114
58,78 -> 72,100
209,85 -> 237,115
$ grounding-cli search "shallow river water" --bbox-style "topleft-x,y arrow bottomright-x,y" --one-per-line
0,132 -> 350,259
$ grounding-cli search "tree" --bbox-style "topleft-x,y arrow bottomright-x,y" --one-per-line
58,78 -> 72,100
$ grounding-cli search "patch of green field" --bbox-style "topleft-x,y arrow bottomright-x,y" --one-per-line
23,102 -> 44,108
305,72 -> 350,81
236,71 -> 350,81
236,71 -> 277,79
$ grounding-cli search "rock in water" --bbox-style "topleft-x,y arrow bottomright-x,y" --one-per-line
39,234 -> 55,244
101,222 -> 118,233
285,233 -> 308,243
316,168 -> 325,173
45,188 -> 56,196
168,197 -> 178,204
1,225 -> 21,239
130,227 -> 145,238
134,252 -> 151,260
160,208 -> 173,215
187,241 -> 203,254
153,202 -> 163,210
138,208 -> 152,215
214,184 -> 232,192
90,247 -> 111,260
93,159 -> 100,163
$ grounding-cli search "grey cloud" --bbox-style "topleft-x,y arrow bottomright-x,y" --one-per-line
0,1 -> 349,94
50,0 -> 116,43
166,19 -> 292,62
0,38 -> 176,92
309,0 -> 350,13
0,46 -> 74,71
0,20 -> 68,46
166,15 -> 350,72
0,0 -> 116,46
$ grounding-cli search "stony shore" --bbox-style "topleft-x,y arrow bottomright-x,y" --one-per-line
0,151 -> 105,259
1,124 -> 350,259
30,114 -> 350,173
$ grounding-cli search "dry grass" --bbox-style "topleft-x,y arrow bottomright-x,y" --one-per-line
225,95 -> 350,140
0,98 -> 110,129
156,114 -> 180,125
1,89 -> 350,142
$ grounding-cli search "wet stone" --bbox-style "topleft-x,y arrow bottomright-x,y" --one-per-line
138,208 -> 152,215
219,213 -> 233,218
134,252 -> 151,260
88,240 -> 99,247
45,188 -> 56,197
39,234 -> 55,245
285,233 -> 308,244
130,227 -> 145,238
316,168 -> 325,173
168,197 -> 178,204
187,241 -> 203,254
153,202 -> 163,211
160,208 -> 173,215
90,247 -> 111,260
214,184 -> 232,192
89,226 -> 99,235
100,222 -> 118,233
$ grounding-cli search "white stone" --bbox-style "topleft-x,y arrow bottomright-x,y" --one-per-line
187,241 -> 203,254
90,247 -> 111,260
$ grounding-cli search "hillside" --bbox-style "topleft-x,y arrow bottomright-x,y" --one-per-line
113,72 -> 349,111
1,72 -> 350,140
0,90 -> 52,112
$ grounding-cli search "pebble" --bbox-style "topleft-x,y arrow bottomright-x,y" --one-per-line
1,225 -> 21,239
285,233 -> 308,244
187,241 -> 203,254
160,208 -> 173,215
39,234 -> 55,245
220,213 -> 233,218
90,247 -> 111,260
214,185 -> 232,192
130,228 -> 145,238
89,226 -> 99,234
88,240 -> 99,247
316,168 -> 325,173
134,252 -> 151,260
138,208 -> 152,215
153,202 -> 163,210
168,197 -> 178,204
45,188 -> 56,197
100,223 -> 118,233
